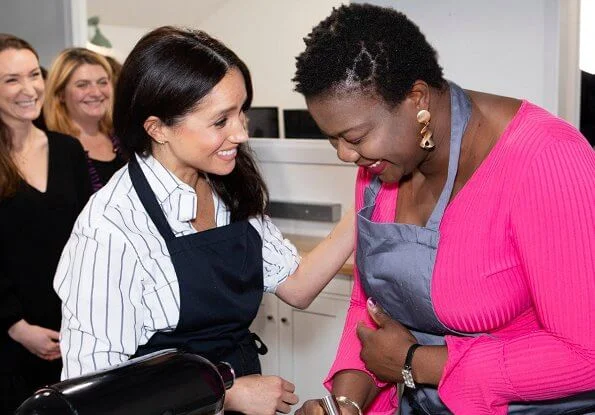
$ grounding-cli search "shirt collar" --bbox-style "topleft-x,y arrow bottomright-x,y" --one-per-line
136,154 -> 197,222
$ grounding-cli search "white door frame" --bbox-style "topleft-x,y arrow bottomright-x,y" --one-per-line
557,0 -> 581,126
68,0 -> 88,47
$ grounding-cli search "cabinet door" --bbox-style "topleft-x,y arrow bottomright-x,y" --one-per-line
278,294 -> 349,407
249,293 -> 280,376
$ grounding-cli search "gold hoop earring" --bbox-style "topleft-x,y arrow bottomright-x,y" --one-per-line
417,109 -> 435,150
154,139 -> 166,145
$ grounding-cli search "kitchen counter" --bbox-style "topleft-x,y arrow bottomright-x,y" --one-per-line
284,233 -> 354,276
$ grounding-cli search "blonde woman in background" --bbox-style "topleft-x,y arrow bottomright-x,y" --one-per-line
44,48 -> 126,192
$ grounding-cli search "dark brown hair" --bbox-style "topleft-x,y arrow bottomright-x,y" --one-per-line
0,34 -> 39,200
114,26 -> 268,221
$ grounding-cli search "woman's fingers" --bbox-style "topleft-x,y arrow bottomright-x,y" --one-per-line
283,389 -> 300,405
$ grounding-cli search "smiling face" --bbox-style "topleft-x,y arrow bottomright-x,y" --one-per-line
306,88 -> 427,183
62,63 -> 111,124
155,67 -> 249,177
0,48 -> 44,125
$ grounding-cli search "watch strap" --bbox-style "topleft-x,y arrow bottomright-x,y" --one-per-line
401,343 -> 422,388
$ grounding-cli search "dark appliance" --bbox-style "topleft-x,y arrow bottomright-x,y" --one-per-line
15,349 -> 234,415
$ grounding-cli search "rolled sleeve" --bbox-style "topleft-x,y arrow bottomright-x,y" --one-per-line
249,215 -> 300,293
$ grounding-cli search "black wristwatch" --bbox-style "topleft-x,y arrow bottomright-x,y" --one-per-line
401,343 -> 422,389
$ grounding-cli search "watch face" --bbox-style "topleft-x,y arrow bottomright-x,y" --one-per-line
402,368 -> 416,388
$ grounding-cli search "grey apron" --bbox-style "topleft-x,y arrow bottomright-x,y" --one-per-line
356,82 -> 595,415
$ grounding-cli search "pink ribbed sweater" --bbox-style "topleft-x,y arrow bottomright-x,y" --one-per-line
324,101 -> 595,414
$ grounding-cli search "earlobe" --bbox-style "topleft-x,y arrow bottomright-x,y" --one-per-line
144,116 -> 168,145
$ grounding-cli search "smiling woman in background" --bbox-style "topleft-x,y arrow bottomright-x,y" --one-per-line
0,34 -> 91,413
44,48 -> 126,192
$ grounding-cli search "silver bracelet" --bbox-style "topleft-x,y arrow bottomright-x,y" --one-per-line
321,395 -> 341,415
335,395 -> 363,415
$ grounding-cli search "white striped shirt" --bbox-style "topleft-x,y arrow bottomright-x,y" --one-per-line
54,154 -> 300,379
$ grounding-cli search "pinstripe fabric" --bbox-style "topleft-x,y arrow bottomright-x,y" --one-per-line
54,154 -> 299,379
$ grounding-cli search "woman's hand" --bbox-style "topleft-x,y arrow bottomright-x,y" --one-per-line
294,399 -> 326,415
8,319 -> 61,360
356,299 -> 417,384
296,369 -> 377,415
224,374 -> 299,415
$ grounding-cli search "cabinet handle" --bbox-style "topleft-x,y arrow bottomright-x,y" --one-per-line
281,317 -> 288,324
266,315 -> 274,321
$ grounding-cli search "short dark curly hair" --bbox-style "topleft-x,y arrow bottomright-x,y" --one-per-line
294,3 -> 445,106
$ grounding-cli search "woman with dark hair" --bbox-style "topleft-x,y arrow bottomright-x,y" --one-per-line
54,26 -> 354,415
0,34 -> 91,412
44,48 -> 126,192
292,4 -> 595,415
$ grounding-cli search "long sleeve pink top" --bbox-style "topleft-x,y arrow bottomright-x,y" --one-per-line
324,101 -> 595,414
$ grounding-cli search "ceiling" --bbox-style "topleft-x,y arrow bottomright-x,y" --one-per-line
86,0 -> 230,28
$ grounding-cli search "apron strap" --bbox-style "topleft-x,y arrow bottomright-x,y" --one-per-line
128,155 -> 176,241
363,176 -> 384,207
426,81 -> 472,230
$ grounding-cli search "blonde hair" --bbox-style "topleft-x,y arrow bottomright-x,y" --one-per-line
44,48 -> 113,138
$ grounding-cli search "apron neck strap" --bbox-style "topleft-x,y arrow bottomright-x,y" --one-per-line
128,155 -> 176,241
426,81 -> 472,229
363,176 -> 384,206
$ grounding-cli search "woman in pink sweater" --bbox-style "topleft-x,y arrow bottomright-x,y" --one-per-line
293,4 -> 595,415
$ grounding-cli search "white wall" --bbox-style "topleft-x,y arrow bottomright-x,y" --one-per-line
96,24 -> 144,64
580,0 -> 595,74
0,0 -> 74,67
354,0 -> 561,114
90,0 -> 571,236
97,1 -> 344,109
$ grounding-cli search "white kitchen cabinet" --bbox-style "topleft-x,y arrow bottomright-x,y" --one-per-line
250,275 -> 352,411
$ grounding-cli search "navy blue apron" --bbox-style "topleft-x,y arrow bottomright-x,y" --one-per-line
128,156 -> 266,382
356,82 -> 595,414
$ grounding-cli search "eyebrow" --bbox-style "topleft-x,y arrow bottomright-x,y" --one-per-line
0,67 -> 40,79
323,123 -> 368,138
74,76 -> 109,82
209,96 -> 248,120
209,105 -> 238,121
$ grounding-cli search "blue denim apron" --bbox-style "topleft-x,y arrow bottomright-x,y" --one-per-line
356,82 -> 595,414
128,156 -> 266,381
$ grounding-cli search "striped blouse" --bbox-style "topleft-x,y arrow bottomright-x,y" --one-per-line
54,154 -> 300,379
